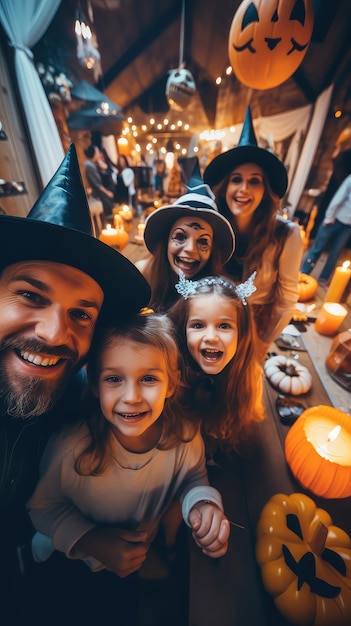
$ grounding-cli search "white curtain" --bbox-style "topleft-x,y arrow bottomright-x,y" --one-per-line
286,84 -> 334,215
0,0 -> 64,187
194,88 -> 333,214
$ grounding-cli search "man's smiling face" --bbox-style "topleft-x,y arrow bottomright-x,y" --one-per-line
0,260 -> 104,418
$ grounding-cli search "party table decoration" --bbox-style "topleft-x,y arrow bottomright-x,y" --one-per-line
315,303 -> 348,336
324,261 -> 351,304
113,213 -> 124,230
134,221 -> 145,245
99,224 -> 120,247
256,492 -> 351,625
325,329 -> 351,392
298,273 -> 318,302
99,224 -> 128,251
276,395 -> 305,425
285,406 -> 351,499
117,205 -> 133,232
264,355 -> 312,395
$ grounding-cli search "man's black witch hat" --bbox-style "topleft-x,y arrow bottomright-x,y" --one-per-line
0,144 -> 150,316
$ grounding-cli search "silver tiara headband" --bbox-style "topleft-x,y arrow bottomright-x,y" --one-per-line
175,270 -> 257,305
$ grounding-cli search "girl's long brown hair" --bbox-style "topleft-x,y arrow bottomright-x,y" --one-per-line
169,277 -> 265,451
75,313 -> 197,476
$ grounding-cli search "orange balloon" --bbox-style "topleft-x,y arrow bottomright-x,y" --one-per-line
228,0 -> 314,90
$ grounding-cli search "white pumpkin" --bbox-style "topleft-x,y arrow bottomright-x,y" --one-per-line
264,355 -> 312,395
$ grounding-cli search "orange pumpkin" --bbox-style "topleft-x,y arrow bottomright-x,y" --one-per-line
99,225 -> 129,250
298,272 -> 318,302
256,492 -> 351,625
114,227 -> 129,251
285,406 -> 351,499
228,0 -> 314,90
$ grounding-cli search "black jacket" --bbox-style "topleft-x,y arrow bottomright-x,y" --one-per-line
0,370 -> 87,619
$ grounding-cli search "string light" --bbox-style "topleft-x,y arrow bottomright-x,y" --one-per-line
117,111 -> 200,160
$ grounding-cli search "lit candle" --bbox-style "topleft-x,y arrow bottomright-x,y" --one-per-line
134,222 -> 145,245
113,213 -> 124,229
324,260 -> 351,303
118,205 -> 133,232
304,415 -> 351,465
99,224 -> 120,247
315,302 -> 347,336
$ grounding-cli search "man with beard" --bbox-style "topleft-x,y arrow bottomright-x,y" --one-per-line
0,144 -> 150,623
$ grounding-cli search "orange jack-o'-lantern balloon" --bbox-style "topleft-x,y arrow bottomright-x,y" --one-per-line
228,0 -> 314,90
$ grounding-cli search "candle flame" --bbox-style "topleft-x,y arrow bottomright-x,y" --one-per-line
342,260 -> 350,270
327,425 -> 341,442
106,224 -> 112,230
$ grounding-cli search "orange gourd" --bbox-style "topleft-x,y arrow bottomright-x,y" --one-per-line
298,272 -> 318,302
256,492 -> 351,625
285,406 -> 351,499
228,0 -> 314,90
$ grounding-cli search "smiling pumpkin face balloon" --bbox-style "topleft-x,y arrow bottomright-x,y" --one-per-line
228,0 -> 314,90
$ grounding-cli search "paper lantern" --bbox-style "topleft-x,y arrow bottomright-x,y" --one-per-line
256,492 -> 351,626
298,272 -> 318,302
165,68 -> 196,111
285,406 -> 351,499
228,0 -> 314,90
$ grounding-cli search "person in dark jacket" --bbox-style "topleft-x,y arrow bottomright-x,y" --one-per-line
84,143 -> 116,226
0,144 -> 150,623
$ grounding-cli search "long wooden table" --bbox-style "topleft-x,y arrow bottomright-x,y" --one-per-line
188,332 -> 351,626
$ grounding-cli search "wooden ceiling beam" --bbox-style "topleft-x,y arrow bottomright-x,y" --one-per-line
96,1 -> 182,90
292,68 -> 317,103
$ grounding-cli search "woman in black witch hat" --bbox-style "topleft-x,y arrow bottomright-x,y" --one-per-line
204,107 -> 303,362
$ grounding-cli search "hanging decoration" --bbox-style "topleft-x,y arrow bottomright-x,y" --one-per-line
165,0 -> 196,111
228,0 -> 314,90
75,1 -> 102,81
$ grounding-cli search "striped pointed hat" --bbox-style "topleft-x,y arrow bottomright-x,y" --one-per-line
143,158 -> 235,263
